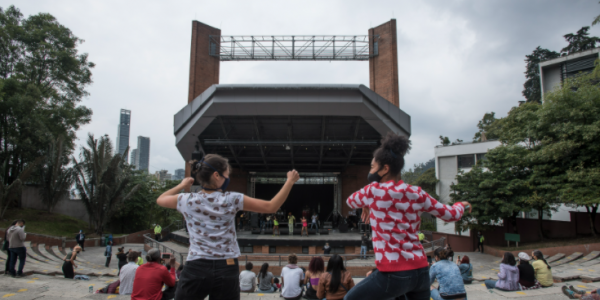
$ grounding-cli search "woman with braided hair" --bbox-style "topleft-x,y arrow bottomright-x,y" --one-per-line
532,250 -> 553,287
156,153 -> 300,300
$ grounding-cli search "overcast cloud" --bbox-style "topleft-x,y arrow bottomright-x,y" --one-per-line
6,0 -> 600,174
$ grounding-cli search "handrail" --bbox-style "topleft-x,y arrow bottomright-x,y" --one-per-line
144,233 -> 187,265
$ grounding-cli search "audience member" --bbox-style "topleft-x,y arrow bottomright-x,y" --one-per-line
323,243 -> 331,255
3,221 -> 17,275
484,252 -> 520,291
281,253 -> 304,300
62,246 -> 81,279
239,262 -> 256,292
154,224 -> 162,241
317,254 -> 354,300
155,155 -> 299,299
477,231 -> 485,253
136,252 -> 144,266
105,241 -> 113,267
457,255 -> 473,284
257,263 -> 277,293
304,256 -> 325,299
532,250 -> 553,287
75,230 -> 86,251
131,249 -> 176,300
343,133 -> 471,300
360,233 -> 370,260
517,252 -> 541,290
116,247 -> 127,274
429,247 -> 467,300
274,278 -> 281,291
7,219 -> 27,277
119,251 -> 139,295
562,286 -> 600,299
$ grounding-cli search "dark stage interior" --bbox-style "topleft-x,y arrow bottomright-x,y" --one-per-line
255,184 -> 334,221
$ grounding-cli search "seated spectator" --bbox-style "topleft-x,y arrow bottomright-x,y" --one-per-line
281,253 -> 304,300
131,249 -> 176,300
119,251 -> 139,295
457,255 -> 473,284
136,251 -> 144,266
317,254 -> 354,300
532,250 -> 553,287
323,243 -> 331,255
517,252 -> 541,290
257,263 -> 278,293
430,247 -> 467,300
304,256 -> 325,299
484,252 -> 519,291
240,262 -> 256,292
274,277 -> 281,291
562,286 -> 600,299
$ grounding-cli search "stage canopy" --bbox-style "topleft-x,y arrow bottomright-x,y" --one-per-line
174,84 -> 411,172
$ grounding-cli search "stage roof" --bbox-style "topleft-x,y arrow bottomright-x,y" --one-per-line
174,84 -> 411,172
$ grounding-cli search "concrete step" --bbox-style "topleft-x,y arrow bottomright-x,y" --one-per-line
546,253 -> 565,263
551,252 -> 583,267
37,244 -> 63,263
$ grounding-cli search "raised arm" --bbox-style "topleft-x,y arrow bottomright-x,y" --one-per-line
243,170 -> 300,214
418,187 -> 471,222
156,178 -> 194,209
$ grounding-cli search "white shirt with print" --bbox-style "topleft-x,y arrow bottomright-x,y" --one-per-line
177,191 -> 244,261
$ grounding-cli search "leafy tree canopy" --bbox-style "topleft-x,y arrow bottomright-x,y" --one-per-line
561,26 -> 600,55
523,47 -> 560,103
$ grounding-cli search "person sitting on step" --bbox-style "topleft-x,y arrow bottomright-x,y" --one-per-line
563,286 -> 600,300
131,249 -> 176,300
119,251 -> 139,295
239,262 -> 257,293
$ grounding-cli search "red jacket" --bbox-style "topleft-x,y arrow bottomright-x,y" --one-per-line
347,180 -> 465,272
131,262 -> 176,300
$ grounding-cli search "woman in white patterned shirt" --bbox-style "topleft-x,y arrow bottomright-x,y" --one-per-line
156,154 -> 300,300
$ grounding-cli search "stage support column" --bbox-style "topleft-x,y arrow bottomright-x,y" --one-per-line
188,21 -> 221,103
369,19 -> 399,107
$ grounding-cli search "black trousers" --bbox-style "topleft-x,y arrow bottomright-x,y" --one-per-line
62,261 -> 75,279
175,258 -> 240,300
478,242 -> 484,252
105,256 -> 111,267
77,241 -> 85,251
4,248 -> 11,274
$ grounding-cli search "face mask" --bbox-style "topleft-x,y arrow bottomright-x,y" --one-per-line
220,176 -> 230,191
367,169 -> 383,183
200,159 -> 230,191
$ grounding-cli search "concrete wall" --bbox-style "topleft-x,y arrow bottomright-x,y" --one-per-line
341,165 -> 371,216
21,186 -> 89,223
541,65 -> 562,97
0,228 -> 152,249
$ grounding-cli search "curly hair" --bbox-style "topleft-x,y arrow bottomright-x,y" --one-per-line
373,132 -> 411,176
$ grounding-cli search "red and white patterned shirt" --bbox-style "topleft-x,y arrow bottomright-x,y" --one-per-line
346,180 -> 465,272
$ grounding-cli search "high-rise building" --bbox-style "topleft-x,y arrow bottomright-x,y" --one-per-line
173,169 -> 185,180
155,169 -> 172,183
130,149 -> 138,169
137,136 -> 150,171
116,109 -> 131,162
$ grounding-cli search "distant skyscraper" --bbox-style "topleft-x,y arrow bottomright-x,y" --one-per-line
137,136 -> 150,171
173,169 -> 185,180
116,109 -> 131,162
130,149 -> 138,169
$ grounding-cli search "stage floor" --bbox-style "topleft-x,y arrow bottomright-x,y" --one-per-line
172,229 -> 363,241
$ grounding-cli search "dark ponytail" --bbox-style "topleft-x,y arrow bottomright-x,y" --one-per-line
373,132 -> 411,176
188,154 -> 230,188
259,263 -> 269,279
434,247 -> 453,260
533,250 -> 551,269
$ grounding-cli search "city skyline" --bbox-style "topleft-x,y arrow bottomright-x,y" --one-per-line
115,109 -> 131,163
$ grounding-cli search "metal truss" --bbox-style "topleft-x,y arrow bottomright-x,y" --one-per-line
209,35 -> 378,61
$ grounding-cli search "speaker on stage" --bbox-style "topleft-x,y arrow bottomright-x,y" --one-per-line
338,223 -> 348,233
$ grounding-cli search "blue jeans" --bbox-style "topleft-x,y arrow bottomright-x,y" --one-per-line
484,280 -> 497,289
430,289 -> 467,300
8,247 -> 26,276
310,222 -> 318,230
260,220 -> 265,230
257,285 -> 277,293
344,267 -> 430,300
360,246 -> 368,259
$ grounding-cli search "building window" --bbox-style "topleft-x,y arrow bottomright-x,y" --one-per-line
269,246 -> 276,253
457,155 -> 475,169
302,246 -> 309,254
476,153 -> 487,163
240,246 -> 253,253
332,246 -> 345,254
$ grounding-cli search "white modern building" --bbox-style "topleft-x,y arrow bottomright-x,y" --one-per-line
540,48 -> 600,101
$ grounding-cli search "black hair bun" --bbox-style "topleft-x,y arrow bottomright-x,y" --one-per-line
380,132 -> 411,157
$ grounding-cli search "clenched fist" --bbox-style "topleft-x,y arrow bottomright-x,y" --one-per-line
180,177 -> 195,189
287,170 -> 300,184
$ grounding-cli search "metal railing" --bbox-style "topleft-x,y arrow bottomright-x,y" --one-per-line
144,233 -> 187,265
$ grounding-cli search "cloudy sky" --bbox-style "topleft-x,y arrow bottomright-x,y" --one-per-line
7,0 -> 600,174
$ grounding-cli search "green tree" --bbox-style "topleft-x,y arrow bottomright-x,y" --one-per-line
38,136 -> 74,212
0,156 -> 42,218
534,67 -> 600,236
439,136 -> 450,146
473,112 -> 499,142
401,158 -> 435,185
561,26 -> 600,55
412,168 -> 439,200
523,47 -> 560,103
72,134 -> 139,234
0,5 -> 93,190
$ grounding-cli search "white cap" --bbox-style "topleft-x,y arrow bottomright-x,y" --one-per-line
518,252 -> 530,261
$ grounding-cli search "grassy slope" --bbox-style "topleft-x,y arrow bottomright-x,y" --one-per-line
1,208 -> 90,238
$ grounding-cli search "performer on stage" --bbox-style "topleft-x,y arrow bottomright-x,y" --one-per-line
272,216 -> 280,236
287,212 -> 296,235
301,217 -> 308,237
